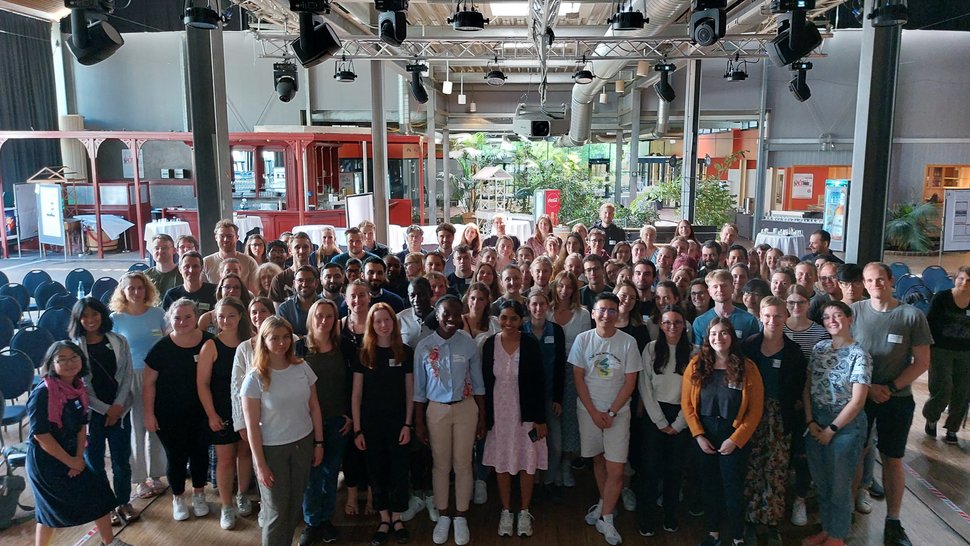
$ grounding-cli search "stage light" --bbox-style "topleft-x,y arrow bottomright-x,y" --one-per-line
183,1 -> 224,29
64,1 -> 123,66
484,56 -> 506,87
449,1 -> 488,31
333,57 -> 357,83
573,56 -> 594,84
690,0 -> 726,47
407,63 -> 428,104
653,62 -> 676,103
607,1 -> 646,31
788,61 -> 812,102
376,0 -> 408,46
274,61 -> 298,102
868,0 -> 908,27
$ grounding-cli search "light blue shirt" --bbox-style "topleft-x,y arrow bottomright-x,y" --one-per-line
111,308 -> 167,371
413,330 -> 485,404
692,306 -> 762,347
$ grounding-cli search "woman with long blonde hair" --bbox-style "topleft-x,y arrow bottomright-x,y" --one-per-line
525,214 -> 554,257
352,303 -> 415,544
242,316 -> 324,546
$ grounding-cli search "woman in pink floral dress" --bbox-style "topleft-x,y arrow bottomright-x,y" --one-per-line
482,300 -> 548,538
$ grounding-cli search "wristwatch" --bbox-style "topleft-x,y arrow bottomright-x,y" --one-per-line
607,409 -> 617,418
887,381 -> 900,394
828,423 -> 840,432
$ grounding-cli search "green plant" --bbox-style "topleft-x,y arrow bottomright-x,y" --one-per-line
644,150 -> 744,226
616,191 -> 660,227
885,201 -> 939,252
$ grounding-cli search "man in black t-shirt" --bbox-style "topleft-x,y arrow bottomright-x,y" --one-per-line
162,251 -> 218,312
590,203 -> 627,255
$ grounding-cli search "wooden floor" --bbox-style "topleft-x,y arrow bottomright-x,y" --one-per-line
3,375 -> 969,545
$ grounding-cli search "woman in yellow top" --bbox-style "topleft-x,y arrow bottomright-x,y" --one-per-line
681,317 -> 764,546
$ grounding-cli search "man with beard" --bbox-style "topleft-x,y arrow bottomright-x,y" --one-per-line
808,261 -> 843,324
276,265 -> 321,336
270,232 -> 317,305
384,254 -> 409,300
580,255 -> 613,312
321,263 -> 346,308
697,240 -> 722,277
632,259 -> 657,323
331,227 -> 379,269
360,257 -> 406,312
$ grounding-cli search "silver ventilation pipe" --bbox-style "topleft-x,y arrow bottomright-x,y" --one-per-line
399,74 -> 411,134
559,0 -> 688,147
640,96 -> 670,140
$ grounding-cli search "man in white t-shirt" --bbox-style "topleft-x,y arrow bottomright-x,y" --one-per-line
570,292 -> 642,546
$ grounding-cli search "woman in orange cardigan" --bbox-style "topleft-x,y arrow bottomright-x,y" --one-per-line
681,317 -> 764,546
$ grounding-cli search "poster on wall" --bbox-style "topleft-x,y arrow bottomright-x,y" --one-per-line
942,189 -> 970,252
36,183 -> 65,246
121,149 -> 146,179
792,173 -> 814,199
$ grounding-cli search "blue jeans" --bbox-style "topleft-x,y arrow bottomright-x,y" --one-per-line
85,411 -> 132,506
806,405 -> 866,540
303,416 -> 350,526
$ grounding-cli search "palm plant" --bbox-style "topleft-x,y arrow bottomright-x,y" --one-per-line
884,201 -> 939,252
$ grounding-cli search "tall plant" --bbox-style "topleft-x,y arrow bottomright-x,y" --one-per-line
885,201 -> 939,252
643,150 -> 744,226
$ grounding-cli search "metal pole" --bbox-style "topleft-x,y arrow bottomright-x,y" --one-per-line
753,60 -> 769,235
371,60 -> 390,242
844,0 -> 902,264
613,131 -> 623,204
628,88 -> 641,200
442,127 -> 451,221
680,60 -> 702,222
426,65 -> 438,224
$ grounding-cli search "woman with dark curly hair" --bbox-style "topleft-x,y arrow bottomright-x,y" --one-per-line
681,317 -> 764,546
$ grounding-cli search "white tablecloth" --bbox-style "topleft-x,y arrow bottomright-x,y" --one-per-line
755,231 -> 807,257
234,215 -> 264,236
73,215 -> 134,240
144,220 -> 193,243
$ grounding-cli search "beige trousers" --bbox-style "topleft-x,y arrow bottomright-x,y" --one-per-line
426,398 -> 478,512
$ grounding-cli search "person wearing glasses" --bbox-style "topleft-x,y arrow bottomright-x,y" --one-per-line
739,297 -> 807,546
685,279 -> 711,324
572,293 -> 643,546
809,261 -> 843,324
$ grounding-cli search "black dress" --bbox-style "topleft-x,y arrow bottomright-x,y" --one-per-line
26,384 -> 116,528
209,337 -> 242,445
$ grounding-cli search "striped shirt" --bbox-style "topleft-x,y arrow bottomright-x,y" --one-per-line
784,322 -> 830,360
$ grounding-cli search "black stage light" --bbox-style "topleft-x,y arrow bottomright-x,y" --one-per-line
64,2 -> 124,66
724,54 -> 748,82
766,12 -> 822,67
573,68 -> 594,84
484,56 -> 506,86
407,63 -> 428,104
653,62 -> 676,103
690,0 -> 726,47
449,2 -> 489,31
334,57 -> 357,83
868,0 -> 908,27
274,61 -> 299,102
788,61 -> 812,102
184,3 -> 222,29
607,2 -> 646,31
376,0 -> 408,46
290,12 -> 341,68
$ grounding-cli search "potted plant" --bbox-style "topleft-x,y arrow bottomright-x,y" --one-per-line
884,201 -> 939,252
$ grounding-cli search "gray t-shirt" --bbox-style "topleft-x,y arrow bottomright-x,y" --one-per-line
569,329 -> 643,412
241,362 -> 317,445
850,300 -> 933,396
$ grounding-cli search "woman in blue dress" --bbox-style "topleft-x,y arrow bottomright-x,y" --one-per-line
27,341 -> 131,546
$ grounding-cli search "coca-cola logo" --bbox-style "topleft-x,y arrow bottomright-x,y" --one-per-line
547,196 -> 559,204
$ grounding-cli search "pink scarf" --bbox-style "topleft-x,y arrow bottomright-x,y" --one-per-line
45,376 -> 89,429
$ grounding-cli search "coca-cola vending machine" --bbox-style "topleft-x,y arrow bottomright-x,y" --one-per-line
534,189 -> 562,226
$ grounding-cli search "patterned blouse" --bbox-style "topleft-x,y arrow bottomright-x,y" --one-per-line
808,340 -> 872,411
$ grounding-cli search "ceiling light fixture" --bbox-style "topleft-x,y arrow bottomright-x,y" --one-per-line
274,61 -> 299,102
653,62 -> 676,103
376,0 -> 408,46
607,0 -> 647,31
789,60 -> 812,102
457,73 -> 467,104
636,60 -> 650,77
449,1 -> 489,31
689,0 -> 727,47
599,91 -> 608,104
183,0 -> 226,29
334,56 -> 357,83
407,62 -> 429,104
64,0 -> 124,66
615,79 -> 625,93
485,55 -> 507,86
572,55 -> 594,85
288,2 -> 341,68
723,54 -> 748,82
442,60 -> 453,94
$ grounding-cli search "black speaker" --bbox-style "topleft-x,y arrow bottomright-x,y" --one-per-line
766,18 -> 822,66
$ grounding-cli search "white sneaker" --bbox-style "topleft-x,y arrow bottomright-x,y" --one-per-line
102,539 -> 134,546
401,495 -> 425,522
595,517 -> 623,545
220,505 -> 236,530
562,465 -> 576,488
453,516 -> 470,545
498,509 -> 514,537
855,488 -> 873,514
133,482 -> 154,499
432,516 -> 452,545
473,479 -> 488,505
192,492 -> 210,517
517,509 -> 534,537
426,495 -> 440,522
236,494 -> 253,517
585,500 -> 603,526
621,486 -> 636,512
172,495 -> 190,521
791,496 -> 808,526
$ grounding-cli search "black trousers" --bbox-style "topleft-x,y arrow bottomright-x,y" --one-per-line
636,402 -> 690,528
156,419 -> 209,496
698,415 -> 749,541
363,420 -> 411,513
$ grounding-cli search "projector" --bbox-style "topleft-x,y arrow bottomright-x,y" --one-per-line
511,103 -> 568,139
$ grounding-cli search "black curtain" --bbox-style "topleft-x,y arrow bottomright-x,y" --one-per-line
0,11 -> 61,207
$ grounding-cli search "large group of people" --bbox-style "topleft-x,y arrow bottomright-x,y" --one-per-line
22,206 -> 970,546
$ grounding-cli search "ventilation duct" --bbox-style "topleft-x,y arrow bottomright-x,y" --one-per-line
640,95 -> 670,140
558,0 -> 688,147
399,74 -> 412,134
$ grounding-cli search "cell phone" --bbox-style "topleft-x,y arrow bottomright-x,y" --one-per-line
528,428 -> 540,443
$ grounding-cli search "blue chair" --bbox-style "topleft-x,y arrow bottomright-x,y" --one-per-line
38,307 -> 72,342
65,267 -> 95,297
922,266 -> 954,293
0,284 -> 31,325
0,349 -> 35,445
33,281 -> 68,312
10,326 -> 55,373
46,292 -> 78,311
901,284 -> 933,306
90,277 -> 119,302
0,316 -> 14,350
0,296 -> 22,328
894,274 -> 924,299
128,262 -> 150,272
21,270 -> 52,300
0,270 -> 7,287
889,262 -> 910,280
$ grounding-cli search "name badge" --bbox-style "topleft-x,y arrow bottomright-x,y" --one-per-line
727,381 -> 743,391
735,329 -> 744,338
389,358 -> 401,368
608,239 -> 617,246
772,359 -> 782,369
199,303 -> 211,311
453,355 -> 466,366
74,399 -> 83,410
966,310 -> 970,317
105,343 -> 113,351
887,333 -> 903,344
151,329 -> 163,337
544,336 -> 555,344
193,354 -> 199,362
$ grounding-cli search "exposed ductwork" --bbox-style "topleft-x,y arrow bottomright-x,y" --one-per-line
641,95 -> 670,140
399,74 -> 412,134
559,0 -> 689,147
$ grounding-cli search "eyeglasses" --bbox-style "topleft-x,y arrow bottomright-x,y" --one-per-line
786,300 -> 808,306
690,291 -> 707,297
593,308 -> 619,316
819,276 -> 837,282
661,320 -> 685,327
618,294 -> 637,302
54,354 -> 81,365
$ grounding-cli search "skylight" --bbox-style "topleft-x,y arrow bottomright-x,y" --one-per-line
490,2 -> 530,17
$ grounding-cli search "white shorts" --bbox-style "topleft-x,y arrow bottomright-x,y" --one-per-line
577,401 -> 631,463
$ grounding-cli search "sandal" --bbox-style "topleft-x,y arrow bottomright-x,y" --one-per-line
370,521 -> 391,546
110,510 -> 121,526
392,519 -> 410,544
117,503 -> 140,523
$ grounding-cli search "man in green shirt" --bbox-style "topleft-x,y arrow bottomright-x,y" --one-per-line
145,234 -> 182,296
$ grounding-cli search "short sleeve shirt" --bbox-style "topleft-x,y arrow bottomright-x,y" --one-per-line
241,362 -> 317,446
809,340 -> 872,411
352,346 -> 414,425
850,301 -> 933,396
568,329 -> 643,412
693,306 -> 761,347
